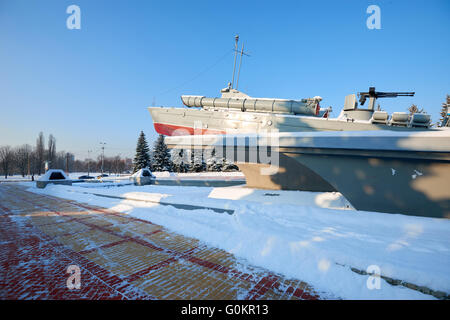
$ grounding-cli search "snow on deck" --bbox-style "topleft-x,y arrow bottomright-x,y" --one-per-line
23,180 -> 450,299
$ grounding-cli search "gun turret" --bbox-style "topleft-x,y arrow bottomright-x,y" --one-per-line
358,87 -> 415,110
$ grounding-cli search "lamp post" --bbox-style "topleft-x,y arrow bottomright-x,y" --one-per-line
87,149 -> 92,177
100,142 -> 106,176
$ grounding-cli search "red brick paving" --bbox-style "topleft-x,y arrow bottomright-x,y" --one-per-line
0,184 -> 321,300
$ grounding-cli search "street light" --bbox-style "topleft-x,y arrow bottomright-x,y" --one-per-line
100,142 -> 106,175
87,150 -> 92,177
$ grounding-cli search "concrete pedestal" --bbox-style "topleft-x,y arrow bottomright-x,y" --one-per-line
132,176 -> 154,186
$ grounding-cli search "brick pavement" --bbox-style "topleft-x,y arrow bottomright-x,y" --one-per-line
0,183 -> 321,300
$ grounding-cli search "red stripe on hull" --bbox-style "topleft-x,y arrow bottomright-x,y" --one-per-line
153,123 -> 226,136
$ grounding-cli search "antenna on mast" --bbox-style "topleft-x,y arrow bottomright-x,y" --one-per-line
236,42 -> 250,90
231,35 -> 239,89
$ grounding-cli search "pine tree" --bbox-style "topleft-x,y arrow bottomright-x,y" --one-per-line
439,95 -> 450,127
205,147 -> 239,172
222,160 -> 239,172
171,148 -> 189,173
206,148 -> 223,172
189,148 -> 206,172
133,131 -> 151,173
151,134 -> 173,172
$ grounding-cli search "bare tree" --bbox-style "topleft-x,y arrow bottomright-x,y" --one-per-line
1,136 -> 132,177
64,152 -> 75,173
36,132 -> 45,175
29,149 -> 38,176
112,155 -> 125,174
15,144 -> 31,177
47,134 -> 56,169
54,151 -> 66,169
0,146 -> 14,179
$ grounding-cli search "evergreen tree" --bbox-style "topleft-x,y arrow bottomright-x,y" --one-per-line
189,148 -> 206,172
133,131 -> 151,173
171,148 -> 189,173
204,147 -> 239,172
439,95 -> 450,127
222,159 -> 239,172
206,148 -> 223,172
151,134 -> 173,172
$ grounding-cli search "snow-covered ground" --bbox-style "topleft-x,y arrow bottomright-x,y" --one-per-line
153,171 -> 245,178
0,171 -> 245,182
0,174 -> 36,181
0,172 -> 117,181
22,181 -> 450,300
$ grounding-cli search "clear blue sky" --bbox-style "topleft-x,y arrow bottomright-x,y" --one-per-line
1,0 -> 449,160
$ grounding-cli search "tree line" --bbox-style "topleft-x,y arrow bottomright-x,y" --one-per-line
0,132 -> 133,179
133,132 -> 239,173
1,131 -> 239,179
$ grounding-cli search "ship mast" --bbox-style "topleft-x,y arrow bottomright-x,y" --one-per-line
230,35 -> 250,90
236,42 -> 250,90
231,35 -> 239,89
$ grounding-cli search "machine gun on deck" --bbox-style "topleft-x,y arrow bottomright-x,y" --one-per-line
358,87 -> 415,110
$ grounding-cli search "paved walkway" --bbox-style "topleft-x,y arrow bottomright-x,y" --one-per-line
0,184 -> 321,300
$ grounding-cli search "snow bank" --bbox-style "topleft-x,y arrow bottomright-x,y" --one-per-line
208,187 -> 353,209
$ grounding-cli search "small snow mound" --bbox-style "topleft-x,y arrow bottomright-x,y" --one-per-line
38,169 -> 70,181
131,168 -> 156,179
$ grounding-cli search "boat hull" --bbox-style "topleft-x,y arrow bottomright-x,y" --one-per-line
285,149 -> 450,218
148,107 -> 428,136
165,130 -> 450,218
